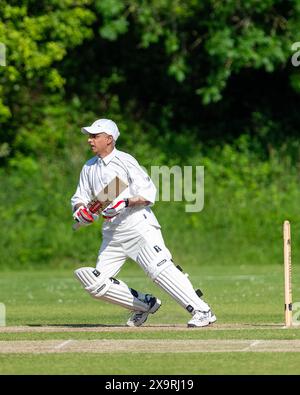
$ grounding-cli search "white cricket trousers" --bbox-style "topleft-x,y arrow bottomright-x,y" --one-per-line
96,218 -> 171,277
95,213 -> 211,315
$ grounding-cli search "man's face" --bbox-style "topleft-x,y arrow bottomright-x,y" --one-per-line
87,133 -> 113,156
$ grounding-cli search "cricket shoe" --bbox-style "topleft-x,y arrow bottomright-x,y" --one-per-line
126,296 -> 161,327
187,310 -> 217,328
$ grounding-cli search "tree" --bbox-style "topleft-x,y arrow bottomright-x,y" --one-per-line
0,0 -> 95,160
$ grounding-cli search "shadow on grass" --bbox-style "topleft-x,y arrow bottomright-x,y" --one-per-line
28,324 -> 127,328
26,323 -> 187,328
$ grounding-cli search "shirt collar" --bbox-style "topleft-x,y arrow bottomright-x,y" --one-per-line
100,148 -> 117,166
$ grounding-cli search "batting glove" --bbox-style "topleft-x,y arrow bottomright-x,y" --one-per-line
73,205 -> 99,226
102,198 -> 129,219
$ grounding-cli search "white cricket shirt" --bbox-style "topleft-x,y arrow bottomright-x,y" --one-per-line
71,148 -> 161,230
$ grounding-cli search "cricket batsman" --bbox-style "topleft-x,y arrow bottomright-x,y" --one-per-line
71,118 -> 216,327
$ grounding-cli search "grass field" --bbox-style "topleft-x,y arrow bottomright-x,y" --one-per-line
0,263 -> 300,375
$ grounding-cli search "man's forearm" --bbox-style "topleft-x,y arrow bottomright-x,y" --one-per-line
127,196 -> 151,207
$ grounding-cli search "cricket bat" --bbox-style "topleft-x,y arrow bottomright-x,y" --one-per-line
72,176 -> 128,231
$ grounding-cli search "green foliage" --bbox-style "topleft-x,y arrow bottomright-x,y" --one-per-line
0,0 -> 95,154
87,0 -> 297,103
96,0 -> 128,40
1,0 -> 300,163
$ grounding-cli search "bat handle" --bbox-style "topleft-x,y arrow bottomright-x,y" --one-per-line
72,221 -> 82,231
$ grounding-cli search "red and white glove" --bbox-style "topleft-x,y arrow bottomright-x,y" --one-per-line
102,198 -> 129,219
73,205 -> 99,226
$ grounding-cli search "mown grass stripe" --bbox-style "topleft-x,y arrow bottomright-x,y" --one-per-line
2,339 -> 300,353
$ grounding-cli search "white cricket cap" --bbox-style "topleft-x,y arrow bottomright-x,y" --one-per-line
81,119 -> 120,141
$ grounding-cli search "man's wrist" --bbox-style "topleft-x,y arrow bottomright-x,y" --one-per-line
73,203 -> 85,213
125,197 -> 150,207
124,198 -> 130,207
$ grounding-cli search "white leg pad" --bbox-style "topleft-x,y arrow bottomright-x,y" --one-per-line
153,264 -> 210,314
102,279 -> 150,311
136,243 -> 173,279
74,267 -> 150,311
75,267 -> 111,297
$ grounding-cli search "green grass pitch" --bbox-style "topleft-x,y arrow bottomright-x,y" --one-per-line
0,263 -> 300,374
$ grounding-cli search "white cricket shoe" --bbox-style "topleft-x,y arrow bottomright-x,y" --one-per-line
126,296 -> 161,327
187,310 -> 217,328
